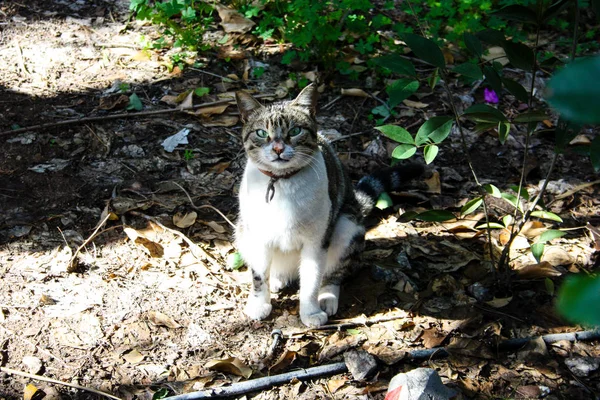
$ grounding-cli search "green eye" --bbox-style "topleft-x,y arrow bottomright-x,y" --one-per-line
255,129 -> 268,138
289,127 -> 302,137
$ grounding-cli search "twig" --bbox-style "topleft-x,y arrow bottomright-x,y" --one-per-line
0,366 -> 122,400
172,182 -> 236,228
68,212 -> 112,272
329,130 -> 370,144
0,94 -> 275,137
303,313 -> 409,333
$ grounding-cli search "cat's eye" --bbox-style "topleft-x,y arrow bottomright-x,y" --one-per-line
255,129 -> 268,138
289,127 -> 303,137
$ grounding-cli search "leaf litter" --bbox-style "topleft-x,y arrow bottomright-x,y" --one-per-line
0,2 -> 599,400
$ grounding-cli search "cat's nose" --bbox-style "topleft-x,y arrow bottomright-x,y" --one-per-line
272,140 -> 285,155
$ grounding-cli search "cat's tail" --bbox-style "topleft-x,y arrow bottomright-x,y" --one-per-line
355,162 -> 425,216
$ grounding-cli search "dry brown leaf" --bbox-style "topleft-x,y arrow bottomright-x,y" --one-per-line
97,94 -> 129,111
483,46 -> 508,65
147,310 -> 181,328
205,221 -> 226,234
205,357 -> 253,378
135,236 -> 164,257
485,296 -> 513,308
131,49 -> 151,61
269,350 -> 297,373
193,104 -> 229,117
326,378 -> 348,394
340,88 -> 370,98
217,45 -> 248,60
215,4 -> 255,33
363,343 -> 407,365
447,337 -> 494,359
402,99 -> 429,108
442,48 -> 454,64
424,170 -> 441,194
421,327 -> 448,348
160,95 -> 180,106
520,221 -> 547,239
173,211 -> 197,229
123,348 -> 145,364
516,261 -> 563,279
23,383 -> 41,400
209,161 -> 231,174
569,134 -> 591,145
180,91 -> 194,111
202,115 -> 239,127
318,331 -> 367,361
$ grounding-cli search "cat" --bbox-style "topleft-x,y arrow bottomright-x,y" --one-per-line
234,84 -> 423,327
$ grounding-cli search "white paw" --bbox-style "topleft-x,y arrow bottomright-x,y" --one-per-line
300,309 -> 328,327
244,297 -> 272,320
319,293 -> 339,316
270,276 -> 286,293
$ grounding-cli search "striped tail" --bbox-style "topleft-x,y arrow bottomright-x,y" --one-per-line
355,162 -> 425,216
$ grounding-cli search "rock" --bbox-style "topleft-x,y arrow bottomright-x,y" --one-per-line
467,282 -> 492,302
343,350 -> 378,381
386,368 -> 457,400
22,356 -> 43,375
565,356 -> 600,377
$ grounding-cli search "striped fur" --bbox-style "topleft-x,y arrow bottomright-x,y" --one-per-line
235,84 -> 423,327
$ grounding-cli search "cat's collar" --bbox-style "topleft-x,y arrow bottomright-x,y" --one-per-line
257,168 -> 300,203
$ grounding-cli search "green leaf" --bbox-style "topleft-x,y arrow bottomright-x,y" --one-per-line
502,215 -> 513,227
375,125 -> 414,144
417,116 -> 453,144
498,121 -> 511,144
453,62 -> 483,80
537,229 -> 566,244
531,242 -> 545,263
502,78 -> 529,103
194,87 -> 210,97
152,388 -> 170,400
387,79 -> 420,108
557,274 -> 600,326
513,110 -> 548,123
372,54 -> 416,76
428,68 -> 440,89
501,192 -> 523,212
461,197 -> 483,216
464,32 -> 483,58
591,135 -> 600,172
227,252 -> 245,270
545,277 -> 555,296
493,4 -> 538,24
531,211 -> 563,223
464,104 -> 508,123
475,222 -> 506,229
391,144 -> 417,160
483,184 -> 502,198
400,33 -> 445,69
346,328 -> 363,335
415,210 -> 456,222
398,210 -> 419,222
423,144 -> 439,164
542,0 -> 570,23
510,185 -> 530,201
546,56 -> 600,124
483,66 -> 503,94
473,122 -> 498,133
476,30 -> 506,46
502,41 -> 535,71
127,93 -> 143,111
375,192 -> 394,210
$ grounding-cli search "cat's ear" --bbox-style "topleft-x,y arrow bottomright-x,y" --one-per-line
290,83 -> 318,116
236,91 -> 264,122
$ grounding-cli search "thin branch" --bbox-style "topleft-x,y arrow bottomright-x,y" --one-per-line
0,366 -> 122,400
0,94 -> 275,137
171,182 -> 236,228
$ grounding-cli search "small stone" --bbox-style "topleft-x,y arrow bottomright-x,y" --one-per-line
344,350 -> 377,381
467,282 -> 492,302
386,368 -> 457,399
22,356 -> 43,375
565,356 -> 600,377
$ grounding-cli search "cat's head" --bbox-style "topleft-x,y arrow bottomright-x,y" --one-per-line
235,84 -> 319,174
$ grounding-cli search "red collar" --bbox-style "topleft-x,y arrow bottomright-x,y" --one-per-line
258,168 -> 301,203
258,168 -> 300,180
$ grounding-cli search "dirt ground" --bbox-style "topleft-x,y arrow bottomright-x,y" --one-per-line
1,1 -> 599,399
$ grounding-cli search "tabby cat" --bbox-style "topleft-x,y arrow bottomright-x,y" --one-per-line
235,84 -> 423,327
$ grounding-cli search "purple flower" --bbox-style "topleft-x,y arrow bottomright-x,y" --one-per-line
484,88 -> 499,104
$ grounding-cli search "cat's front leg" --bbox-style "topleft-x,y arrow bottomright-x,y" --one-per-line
299,245 -> 328,327
238,234 -> 273,320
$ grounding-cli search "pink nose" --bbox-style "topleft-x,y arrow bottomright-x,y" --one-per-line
272,141 -> 285,155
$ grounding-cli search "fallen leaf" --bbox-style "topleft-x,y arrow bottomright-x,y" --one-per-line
424,171 -> 441,194
363,343 -> 407,365
482,46 -> 508,65
447,337 -> 494,359
97,94 -> 129,111
131,49 -> 151,61
569,134 -> 591,145
319,331 -> 367,361
341,88 -> 370,98
202,115 -> 239,127
205,357 -> 253,378
402,99 -> 429,108
147,310 -> 181,329
215,4 -> 255,33
208,161 -> 231,174
516,261 -> 563,279
192,104 -> 229,117
269,350 -> 297,373
485,296 -> 513,308
173,211 -> 197,229
123,348 -> 145,364
520,221 -> 547,239
179,91 -> 194,111
23,383 -> 43,400
327,378 -> 348,394
421,327 -> 448,348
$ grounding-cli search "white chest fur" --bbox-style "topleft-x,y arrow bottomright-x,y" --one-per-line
238,152 -> 331,252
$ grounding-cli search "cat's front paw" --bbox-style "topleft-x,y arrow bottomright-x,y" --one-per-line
270,276 -> 286,293
300,309 -> 328,327
244,297 -> 272,320
319,293 -> 338,317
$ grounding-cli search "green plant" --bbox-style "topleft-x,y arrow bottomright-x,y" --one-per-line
130,0 -> 214,51
183,149 -> 195,161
